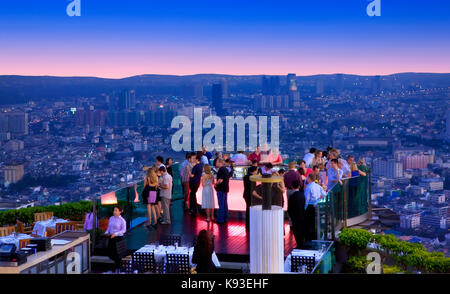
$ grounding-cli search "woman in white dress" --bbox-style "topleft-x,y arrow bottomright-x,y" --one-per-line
201,164 -> 215,222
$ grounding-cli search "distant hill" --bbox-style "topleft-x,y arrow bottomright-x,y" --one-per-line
0,73 -> 449,105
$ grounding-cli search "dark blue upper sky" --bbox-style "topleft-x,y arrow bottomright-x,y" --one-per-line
0,0 -> 449,77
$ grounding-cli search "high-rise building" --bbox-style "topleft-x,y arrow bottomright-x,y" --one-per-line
212,84 -> 224,115
3,164 -> 24,185
288,90 -> 300,108
0,113 -> 28,135
221,78 -> 228,99
262,76 -> 281,95
394,147 -> 435,169
286,73 -> 297,92
118,90 -> 136,110
400,213 -> 421,229
373,159 -> 403,178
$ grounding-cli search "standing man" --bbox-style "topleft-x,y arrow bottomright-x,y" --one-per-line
304,174 -> 327,242
327,159 -> 343,191
189,154 -> 203,216
180,152 -> 192,210
156,156 -> 165,169
215,159 -> 229,224
287,180 -> 306,249
284,161 -> 302,197
243,166 -> 258,230
158,166 -> 173,225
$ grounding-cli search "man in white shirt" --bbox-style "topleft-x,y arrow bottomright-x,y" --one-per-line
304,174 -> 327,242
304,174 -> 327,209
159,166 -> 173,225
303,148 -> 316,169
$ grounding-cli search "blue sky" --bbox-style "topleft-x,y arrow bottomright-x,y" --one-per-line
0,0 -> 449,77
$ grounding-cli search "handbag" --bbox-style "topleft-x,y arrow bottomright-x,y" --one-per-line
148,190 -> 157,203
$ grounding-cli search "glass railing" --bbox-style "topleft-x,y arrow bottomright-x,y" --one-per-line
319,172 -> 371,240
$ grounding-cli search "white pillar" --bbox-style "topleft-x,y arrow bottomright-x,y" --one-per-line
249,205 -> 284,273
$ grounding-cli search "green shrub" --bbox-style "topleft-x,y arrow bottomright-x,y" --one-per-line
0,201 -> 93,225
341,229 -> 450,273
339,228 -> 373,252
345,255 -> 369,273
383,264 -> 403,274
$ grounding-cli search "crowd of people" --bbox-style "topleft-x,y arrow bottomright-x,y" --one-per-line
140,147 -> 369,247
100,146 -> 369,272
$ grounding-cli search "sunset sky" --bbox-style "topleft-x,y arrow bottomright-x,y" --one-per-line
0,0 -> 449,78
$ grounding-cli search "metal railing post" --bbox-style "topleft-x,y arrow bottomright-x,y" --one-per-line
343,180 -> 347,228
92,198 -> 97,252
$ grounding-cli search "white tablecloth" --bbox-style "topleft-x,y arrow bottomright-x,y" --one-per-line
135,245 -> 221,267
32,218 -> 68,237
284,249 -> 324,273
0,233 -> 32,250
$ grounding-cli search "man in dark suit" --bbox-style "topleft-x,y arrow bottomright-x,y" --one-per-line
287,180 -> 306,249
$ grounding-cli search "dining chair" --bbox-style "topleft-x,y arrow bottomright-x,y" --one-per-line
291,255 -> 316,274
0,226 -> 15,237
132,251 -> 156,273
55,222 -> 78,234
166,253 -> 190,274
19,238 -> 31,250
34,212 -> 54,222
16,220 -> 25,234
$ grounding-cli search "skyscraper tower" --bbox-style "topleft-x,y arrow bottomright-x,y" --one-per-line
0,112 -> 28,135
286,73 -> 297,92
221,78 -> 228,99
212,84 -> 224,115
118,89 -> 136,110
262,76 -> 281,95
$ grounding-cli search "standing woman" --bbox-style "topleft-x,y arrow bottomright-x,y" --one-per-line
312,150 -> 324,169
201,164 -> 215,222
105,206 -> 127,272
142,168 -> 159,228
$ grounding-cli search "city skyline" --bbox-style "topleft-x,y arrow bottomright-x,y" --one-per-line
1,0 -> 449,78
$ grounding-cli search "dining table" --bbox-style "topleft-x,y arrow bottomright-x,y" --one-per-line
134,244 -> 221,268
0,233 -> 32,251
32,218 -> 69,237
